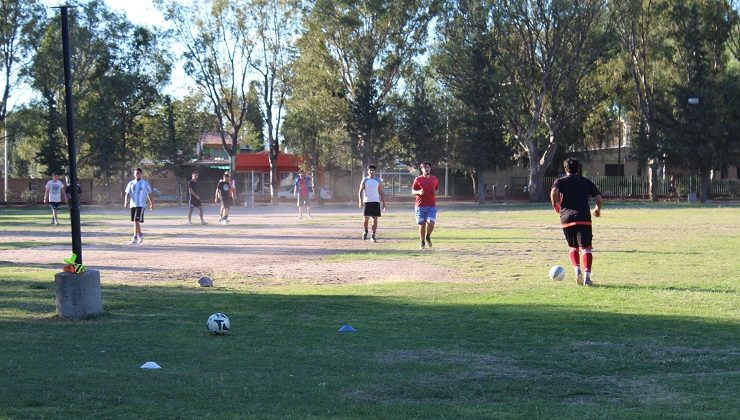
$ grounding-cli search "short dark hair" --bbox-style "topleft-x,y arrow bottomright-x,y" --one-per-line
564,158 -> 580,174
420,161 -> 431,169
368,165 -> 376,170
135,168 -> 143,174
192,171 -> 199,176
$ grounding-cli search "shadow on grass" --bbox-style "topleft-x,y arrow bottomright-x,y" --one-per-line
0,279 -> 737,418
597,283 -> 737,294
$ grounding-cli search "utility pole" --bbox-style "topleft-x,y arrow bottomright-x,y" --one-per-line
60,6 -> 82,263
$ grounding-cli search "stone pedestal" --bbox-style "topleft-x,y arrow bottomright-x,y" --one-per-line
55,269 -> 103,319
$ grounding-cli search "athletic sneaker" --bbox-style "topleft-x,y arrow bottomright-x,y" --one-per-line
419,241 -> 425,250
220,220 -> 228,225
371,235 -> 377,243
584,275 -> 593,287
425,234 -> 432,248
576,271 -> 584,286
130,235 -> 138,244
362,230 -> 368,240
137,235 -> 143,244
201,221 -> 208,225
51,218 -> 56,225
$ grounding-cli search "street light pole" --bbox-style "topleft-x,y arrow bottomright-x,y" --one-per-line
60,6 -> 82,263
3,124 -> 7,203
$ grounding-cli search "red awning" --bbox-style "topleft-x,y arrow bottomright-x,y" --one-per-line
235,152 -> 302,172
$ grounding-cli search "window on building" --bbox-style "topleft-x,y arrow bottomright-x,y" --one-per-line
605,164 -> 624,176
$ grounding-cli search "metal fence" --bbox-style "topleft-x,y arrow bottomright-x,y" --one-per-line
542,175 -> 738,198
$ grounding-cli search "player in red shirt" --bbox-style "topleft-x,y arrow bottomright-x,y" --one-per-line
412,161 -> 439,250
550,158 -> 603,286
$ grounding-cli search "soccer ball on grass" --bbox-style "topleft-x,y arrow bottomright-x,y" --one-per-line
207,313 -> 230,335
549,265 -> 566,281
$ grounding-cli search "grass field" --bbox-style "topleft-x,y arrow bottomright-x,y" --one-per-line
0,202 -> 738,418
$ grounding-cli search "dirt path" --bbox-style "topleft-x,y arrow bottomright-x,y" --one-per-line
2,205 -> 457,286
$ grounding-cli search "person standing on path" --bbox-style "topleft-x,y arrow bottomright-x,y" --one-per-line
215,172 -> 233,224
294,170 -> 313,219
188,171 -> 207,224
44,173 -> 66,225
358,165 -> 387,242
124,167 -> 154,244
412,161 -> 439,250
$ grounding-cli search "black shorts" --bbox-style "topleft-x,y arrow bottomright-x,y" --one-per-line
563,224 -> 592,248
131,207 -> 145,223
363,202 -> 381,217
49,202 -> 62,210
221,198 -> 233,209
190,197 -> 202,208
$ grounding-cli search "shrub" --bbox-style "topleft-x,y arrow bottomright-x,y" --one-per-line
20,189 -> 41,206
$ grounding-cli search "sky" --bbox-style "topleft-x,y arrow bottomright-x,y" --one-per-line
42,0 -> 165,27
33,0 -> 191,101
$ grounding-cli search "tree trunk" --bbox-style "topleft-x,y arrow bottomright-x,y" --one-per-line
477,173 -> 485,205
699,173 -> 711,203
648,159 -> 659,201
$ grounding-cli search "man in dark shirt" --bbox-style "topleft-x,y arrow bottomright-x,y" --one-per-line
550,158 -> 603,286
188,171 -> 206,225
215,172 -> 233,225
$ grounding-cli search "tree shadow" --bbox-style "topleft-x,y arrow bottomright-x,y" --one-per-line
0,279 -> 737,417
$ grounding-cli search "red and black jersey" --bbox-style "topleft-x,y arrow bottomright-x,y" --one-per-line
552,175 -> 600,227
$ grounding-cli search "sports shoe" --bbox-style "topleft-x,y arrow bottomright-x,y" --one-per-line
136,235 -> 143,244
225,219 -> 230,224
201,221 -> 208,225
371,235 -> 377,243
419,242 -> 425,250
221,220 -> 228,225
130,235 -> 138,244
576,271 -> 584,286
425,234 -> 432,248
362,230 -> 368,240
584,276 -> 593,287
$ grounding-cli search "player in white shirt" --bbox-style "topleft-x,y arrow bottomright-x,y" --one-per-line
44,173 -> 66,225
358,165 -> 387,242
124,168 -> 154,244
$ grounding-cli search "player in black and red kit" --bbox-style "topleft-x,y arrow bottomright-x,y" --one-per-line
550,158 -> 603,286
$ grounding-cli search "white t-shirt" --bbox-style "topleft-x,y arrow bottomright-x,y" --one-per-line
125,179 -> 152,208
362,176 -> 382,203
46,180 -> 65,202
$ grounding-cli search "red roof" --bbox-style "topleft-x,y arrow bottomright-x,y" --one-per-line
235,152 -> 302,172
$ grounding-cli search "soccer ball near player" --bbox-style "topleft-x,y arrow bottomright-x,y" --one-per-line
207,313 -> 230,335
549,265 -> 566,281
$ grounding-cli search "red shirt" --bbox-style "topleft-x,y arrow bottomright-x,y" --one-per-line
413,175 -> 438,207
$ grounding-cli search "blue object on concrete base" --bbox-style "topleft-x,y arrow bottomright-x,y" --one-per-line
338,325 -> 357,332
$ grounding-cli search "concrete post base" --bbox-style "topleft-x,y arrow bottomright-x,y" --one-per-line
55,269 -> 103,319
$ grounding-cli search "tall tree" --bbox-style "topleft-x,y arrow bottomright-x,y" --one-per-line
160,0 -> 254,174
501,0 -> 612,202
247,0 -> 299,203
300,0 -> 437,167
434,0 -> 510,203
655,0 -> 739,202
144,93 -> 217,202
0,0 -> 43,125
608,0 -> 672,201
393,69 -> 446,170
283,30 -> 348,182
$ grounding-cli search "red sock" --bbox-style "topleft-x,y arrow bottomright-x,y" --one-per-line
569,247 -> 580,269
583,247 -> 593,272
